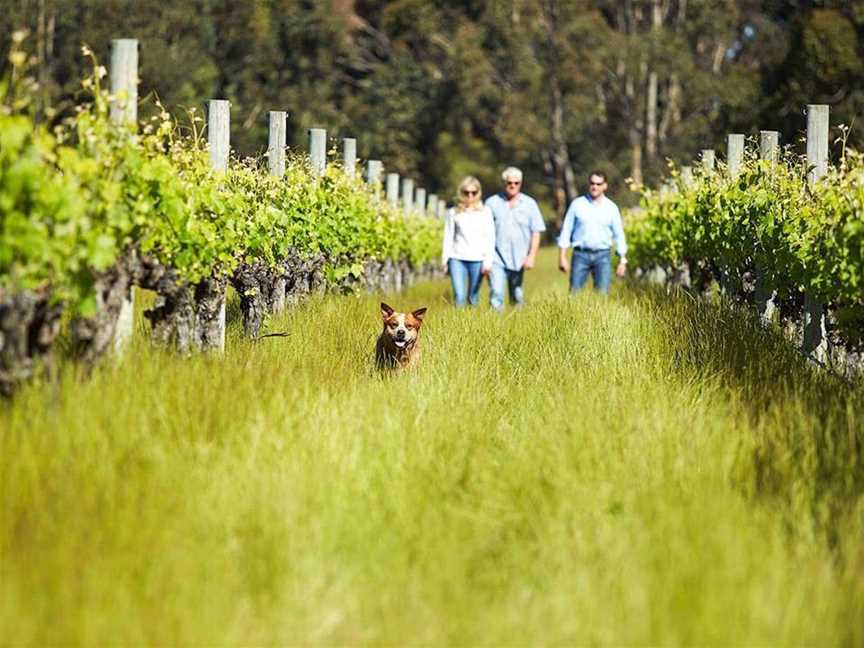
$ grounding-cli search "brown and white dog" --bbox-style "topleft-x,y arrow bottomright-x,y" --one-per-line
376,302 -> 427,370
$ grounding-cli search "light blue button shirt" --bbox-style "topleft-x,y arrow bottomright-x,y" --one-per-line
485,192 -> 546,271
557,194 -> 627,257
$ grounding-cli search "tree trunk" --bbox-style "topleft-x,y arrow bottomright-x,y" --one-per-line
712,42 -> 726,75
658,74 -> 681,145
645,0 -> 662,160
626,71 -> 644,186
35,0 -> 56,123
646,70 -> 658,160
549,79 -> 577,218
620,0 -> 644,185
658,0 -> 685,147
538,1 -> 578,217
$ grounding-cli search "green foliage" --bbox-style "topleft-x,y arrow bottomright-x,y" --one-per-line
2,2 -> 863,214
0,40 -> 110,312
0,113 -> 92,306
628,153 -> 864,321
0,50 -> 441,312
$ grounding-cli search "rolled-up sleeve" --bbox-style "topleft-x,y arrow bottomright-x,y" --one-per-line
611,206 -> 628,257
557,200 -> 576,248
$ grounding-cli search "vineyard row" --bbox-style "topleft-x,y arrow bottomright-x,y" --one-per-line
627,104 -> 864,376
0,37 -> 443,395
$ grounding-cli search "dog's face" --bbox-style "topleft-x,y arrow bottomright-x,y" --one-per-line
380,302 -> 426,350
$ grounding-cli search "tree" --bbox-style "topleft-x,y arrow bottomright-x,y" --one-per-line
2,0 -> 860,213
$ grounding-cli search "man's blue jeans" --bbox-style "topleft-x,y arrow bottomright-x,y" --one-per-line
490,263 -> 524,311
448,258 -> 484,307
570,248 -> 612,294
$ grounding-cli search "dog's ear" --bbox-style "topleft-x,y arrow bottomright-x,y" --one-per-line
381,302 -> 394,319
412,307 -> 427,323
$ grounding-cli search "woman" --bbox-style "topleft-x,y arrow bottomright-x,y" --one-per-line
441,176 -> 496,307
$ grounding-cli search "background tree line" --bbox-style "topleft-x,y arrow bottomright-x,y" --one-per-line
2,0 -> 863,218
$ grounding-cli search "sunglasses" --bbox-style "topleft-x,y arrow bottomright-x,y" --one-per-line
505,180 -> 521,186
589,181 -> 605,186
461,189 -> 479,196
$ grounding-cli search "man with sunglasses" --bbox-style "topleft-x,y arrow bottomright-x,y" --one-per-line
557,171 -> 627,294
484,167 -> 546,311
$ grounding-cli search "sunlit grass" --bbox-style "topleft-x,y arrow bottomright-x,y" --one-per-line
2,248 -> 863,645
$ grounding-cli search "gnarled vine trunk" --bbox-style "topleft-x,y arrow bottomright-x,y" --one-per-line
71,249 -> 136,367
230,260 -> 279,339
141,262 -> 196,353
0,287 -> 63,396
231,264 -> 267,339
193,277 -> 226,350
133,253 -> 225,353
283,249 -> 326,306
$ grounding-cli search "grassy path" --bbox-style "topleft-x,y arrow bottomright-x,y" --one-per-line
2,248 -> 863,645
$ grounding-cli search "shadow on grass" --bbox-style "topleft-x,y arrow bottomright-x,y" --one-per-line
622,282 -> 864,551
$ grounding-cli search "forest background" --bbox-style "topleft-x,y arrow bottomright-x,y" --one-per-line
2,0 -> 863,220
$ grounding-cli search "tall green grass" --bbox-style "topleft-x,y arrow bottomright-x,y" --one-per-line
2,249 -> 863,645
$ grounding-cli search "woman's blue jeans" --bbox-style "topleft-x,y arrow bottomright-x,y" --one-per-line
448,258 -> 484,307
570,248 -> 612,294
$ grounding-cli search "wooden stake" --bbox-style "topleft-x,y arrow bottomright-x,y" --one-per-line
267,111 -> 287,178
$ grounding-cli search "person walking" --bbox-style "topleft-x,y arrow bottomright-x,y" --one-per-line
485,167 -> 546,311
441,176 -> 495,307
557,171 -> 627,294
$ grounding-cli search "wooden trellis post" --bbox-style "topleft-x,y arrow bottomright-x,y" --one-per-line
401,178 -> 414,213
208,100 -> 230,172
110,38 -> 138,355
267,111 -> 287,178
755,130 -> 780,324
268,111 -> 288,313
415,188 -> 426,214
386,173 -> 400,207
680,165 -> 693,189
207,99 -> 230,351
342,138 -> 356,177
759,130 -> 779,163
366,160 -> 383,188
803,104 -> 829,361
727,134 -> 744,178
717,135 -> 746,295
110,39 -> 138,125
309,128 -> 326,178
701,149 -> 715,172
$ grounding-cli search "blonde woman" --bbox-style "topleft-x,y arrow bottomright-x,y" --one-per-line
441,176 -> 496,307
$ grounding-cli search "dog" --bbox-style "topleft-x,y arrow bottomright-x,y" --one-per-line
375,302 -> 427,370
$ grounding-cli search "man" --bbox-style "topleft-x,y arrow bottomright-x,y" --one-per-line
485,167 -> 546,311
557,171 -> 627,294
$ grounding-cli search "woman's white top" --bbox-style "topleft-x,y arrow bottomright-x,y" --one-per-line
441,206 -> 496,268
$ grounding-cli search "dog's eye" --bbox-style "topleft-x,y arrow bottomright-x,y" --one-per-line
405,325 -> 414,331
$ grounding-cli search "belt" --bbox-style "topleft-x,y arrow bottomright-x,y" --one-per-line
572,246 -> 610,253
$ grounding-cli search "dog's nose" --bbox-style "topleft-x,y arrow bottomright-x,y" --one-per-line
395,329 -> 406,339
